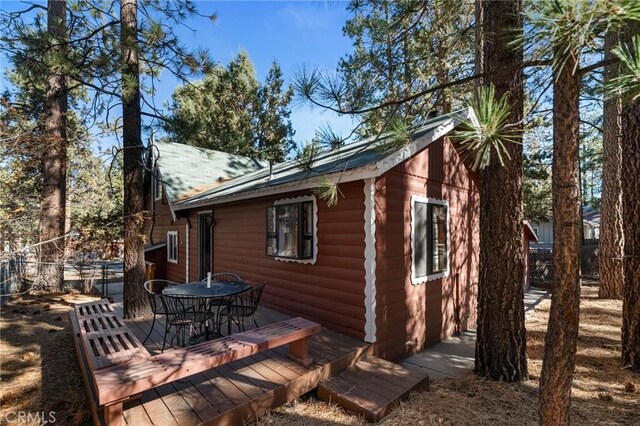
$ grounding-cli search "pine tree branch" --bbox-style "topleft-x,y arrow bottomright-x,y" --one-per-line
301,72 -> 484,116
578,57 -> 619,75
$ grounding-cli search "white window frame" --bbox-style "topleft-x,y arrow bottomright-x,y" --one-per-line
268,195 -> 318,265
410,195 -> 450,285
167,231 -> 178,264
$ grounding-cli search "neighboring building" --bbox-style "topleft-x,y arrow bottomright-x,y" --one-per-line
522,221 -> 539,291
529,205 -> 600,249
144,110 -> 482,361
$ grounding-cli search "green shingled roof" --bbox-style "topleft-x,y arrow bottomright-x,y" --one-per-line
166,109 -> 468,210
154,140 -> 268,204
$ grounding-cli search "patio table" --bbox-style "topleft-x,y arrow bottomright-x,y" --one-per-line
162,281 -> 250,343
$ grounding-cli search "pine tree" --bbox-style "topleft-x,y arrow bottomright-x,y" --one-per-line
473,0 -> 528,382
255,62 -> 296,163
38,0 -> 69,292
600,30 -> 625,299
165,54 -> 296,161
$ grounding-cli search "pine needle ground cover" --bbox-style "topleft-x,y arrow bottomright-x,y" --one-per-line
256,284 -> 640,426
0,285 -> 637,425
0,293 -> 98,425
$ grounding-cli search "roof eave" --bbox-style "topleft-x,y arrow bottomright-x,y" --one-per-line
173,164 -> 379,211
172,109 -> 469,212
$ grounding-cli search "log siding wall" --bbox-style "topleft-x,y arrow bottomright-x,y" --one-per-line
374,136 -> 480,360
144,189 -> 190,284
144,135 -> 480,358
198,182 -> 367,339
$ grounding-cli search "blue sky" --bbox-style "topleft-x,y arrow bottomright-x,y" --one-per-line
161,1 -> 357,145
1,0 -> 357,150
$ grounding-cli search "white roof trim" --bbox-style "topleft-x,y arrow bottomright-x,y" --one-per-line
172,109 -> 470,211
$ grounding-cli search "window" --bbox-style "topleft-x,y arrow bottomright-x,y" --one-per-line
266,196 -> 316,262
167,231 -> 178,263
533,227 -> 539,237
411,196 -> 449,284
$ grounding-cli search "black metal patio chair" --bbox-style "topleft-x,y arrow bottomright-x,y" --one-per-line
220,281 -> 266,334
160,294 -> 211,351
142,279 -> 180,345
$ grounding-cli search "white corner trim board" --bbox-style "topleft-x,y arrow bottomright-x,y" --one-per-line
410,195 -> 450,285
363,178 -> 377,343
273,195 -> 318,265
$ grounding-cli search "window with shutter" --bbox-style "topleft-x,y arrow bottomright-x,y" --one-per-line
265,196 -> 317,263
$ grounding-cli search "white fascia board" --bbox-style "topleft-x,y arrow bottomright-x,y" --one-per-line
172,165 -> 378,211
375,109 -> 468,176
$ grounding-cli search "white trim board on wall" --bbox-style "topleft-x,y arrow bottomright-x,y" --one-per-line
363,178 -> 377,343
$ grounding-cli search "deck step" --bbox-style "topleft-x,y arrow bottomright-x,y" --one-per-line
317,355 -> 429,422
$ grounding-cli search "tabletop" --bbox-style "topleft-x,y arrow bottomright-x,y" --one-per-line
162,281 -> 250,298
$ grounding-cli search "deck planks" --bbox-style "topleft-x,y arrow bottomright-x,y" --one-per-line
317,355 -> 430,422
113,304 -> 369,425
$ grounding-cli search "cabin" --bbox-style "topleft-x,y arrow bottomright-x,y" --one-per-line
528,205 -> 601,249
143,109 -> 481,361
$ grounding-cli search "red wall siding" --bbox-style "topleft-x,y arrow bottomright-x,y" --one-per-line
144,191 -> 189,283
209,181 -> 366,339
374,136 -> 480,360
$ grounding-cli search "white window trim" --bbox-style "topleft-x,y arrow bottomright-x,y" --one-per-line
271,195 -> 318,265
410,195 -> 450,285
167,231 -> 178,264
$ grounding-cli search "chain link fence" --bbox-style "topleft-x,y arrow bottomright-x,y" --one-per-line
529,244 -> 599,287
0,256 -> 123,306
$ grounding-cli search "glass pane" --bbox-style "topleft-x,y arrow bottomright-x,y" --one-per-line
302,202 -> 313,236
277,205 -> 299,257
431,205 -> 447,273
414,202 -> 428,278
266,207 -> 276,234
266,237 -> 277,256
302,237 -> 312,258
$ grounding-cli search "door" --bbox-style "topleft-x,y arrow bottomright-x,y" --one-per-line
198,213 -> 213,280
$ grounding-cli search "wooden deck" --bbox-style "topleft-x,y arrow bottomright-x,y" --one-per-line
112,304 -> 371,425
317,356 -> 430,422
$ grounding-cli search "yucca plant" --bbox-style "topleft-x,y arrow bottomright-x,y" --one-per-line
608,34 -> 640,102
453,84 -> 521,172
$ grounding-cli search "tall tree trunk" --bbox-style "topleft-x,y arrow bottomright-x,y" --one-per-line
539,54 -> 582,426
39,0 -> 68,293
121,0 -> 150,318
621,97 -> 640,371
474,0 -> 528,382
600,30 -> 625,299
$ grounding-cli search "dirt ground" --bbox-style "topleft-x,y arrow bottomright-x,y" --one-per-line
257,284 -> 640,426
0,284 -> 638,425
0,293 -> 98,425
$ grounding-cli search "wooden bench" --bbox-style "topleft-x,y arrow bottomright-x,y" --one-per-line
69,299 -> 321,426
